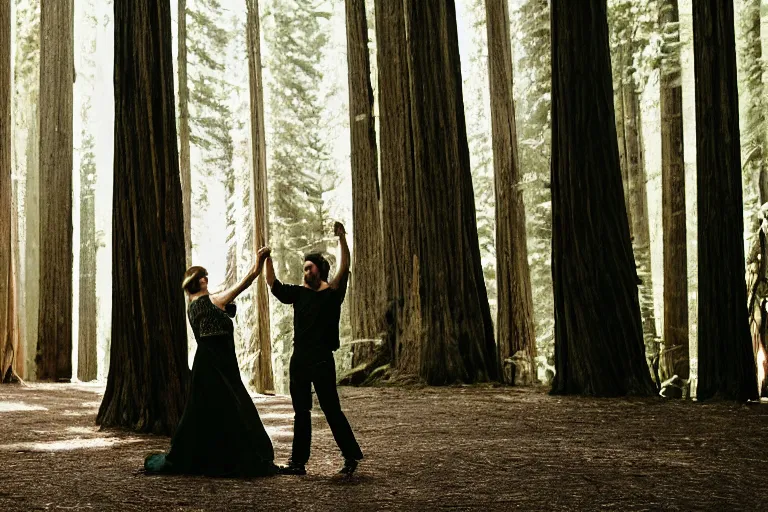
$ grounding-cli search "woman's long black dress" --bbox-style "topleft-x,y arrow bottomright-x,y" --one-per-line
144,295 -> 277,477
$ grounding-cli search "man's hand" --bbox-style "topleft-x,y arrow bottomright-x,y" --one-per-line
257,246 -> 271,261
334,221 -> 346,237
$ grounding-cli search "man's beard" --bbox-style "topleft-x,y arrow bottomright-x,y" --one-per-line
304,275 -> 321,289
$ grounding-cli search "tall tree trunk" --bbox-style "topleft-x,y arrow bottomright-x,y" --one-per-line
77,133 -> 97,381
550,0 -> 656,397
692,0 -> 758,402
245,0 -> 273,394
345,0 -> 384,367
37,0 -> 74,381
24,98 -> 39,381
12,176 -> 24,379
614,50 -> 631,224
374,0 -> 418,369
97,0 -> 190,434
659,0 -> 689,382
485,0 -> 536,385
623,74 -> 658,379
404,0 -> 497,384
178,0 -> 191,267
1,0 -> 17,382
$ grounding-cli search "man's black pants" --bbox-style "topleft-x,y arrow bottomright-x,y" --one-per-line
289,354 -> 363,464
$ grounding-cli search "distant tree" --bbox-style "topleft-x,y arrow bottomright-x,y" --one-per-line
37,0 -> 74,381
245,0 -> 274,393
658,0 -> 689,383
1,0 -> 20,383
484,0 -> 537,385
178,0 -> 192,267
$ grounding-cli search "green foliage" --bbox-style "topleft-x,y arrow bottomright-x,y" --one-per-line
608,0 -> 662,91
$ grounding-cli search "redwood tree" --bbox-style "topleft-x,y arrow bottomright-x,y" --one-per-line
404,0 -> 497,384
345,0 -> 384,367
97,0 -> 190,434
375,0 -> 417,367
692,0 -> 757,402
178,0 -> 191,267
1,0 -> 17,382
37,0 -> 74,381
245,0 -> 274,394
485,0 -> 536,385
550,0 -> 655,396
659,0 -> 689,382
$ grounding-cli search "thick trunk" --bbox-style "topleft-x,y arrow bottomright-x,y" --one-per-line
345,0 -> 384,367
178,0 -> 191,267
693,0 -> 758,401
659,0 -> 689,381
37,0 -> 74,381
374,0 -> 418,370
97,0 -> 190,434
550,0 -> 656,397
1,0 -> 16,382
77,135 -> 97,381
404,0 -> 497,384
485,0 -> 536,385
245,0 -> 273,394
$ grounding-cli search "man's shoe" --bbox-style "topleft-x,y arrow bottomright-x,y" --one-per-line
338,458 -> 358,476
278,461 -> 306,476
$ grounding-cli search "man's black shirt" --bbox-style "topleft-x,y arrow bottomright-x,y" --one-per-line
270,276 -> 348,360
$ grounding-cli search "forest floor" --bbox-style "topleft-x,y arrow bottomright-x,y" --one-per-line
0,383 -> 767,511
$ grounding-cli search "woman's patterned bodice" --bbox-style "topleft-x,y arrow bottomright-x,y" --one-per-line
188,295 -> 234,339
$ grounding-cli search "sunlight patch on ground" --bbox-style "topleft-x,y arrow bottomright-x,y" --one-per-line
0,401 -> 49,412
61,410 -> 98,417
66,426 -> 100,435
81,401 -> 102,408
258,412 -> 295,421
0,437 -> 142,452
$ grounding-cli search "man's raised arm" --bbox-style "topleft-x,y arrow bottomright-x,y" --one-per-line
330,222 -> 350,290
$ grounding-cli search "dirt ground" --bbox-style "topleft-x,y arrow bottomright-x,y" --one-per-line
0,383 -> 767,511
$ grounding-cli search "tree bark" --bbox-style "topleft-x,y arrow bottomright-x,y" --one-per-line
24,98 -> 39,381
77,134 -> 97,381
97,0 -> 190,434
550,0 -> 656,397
1,0 -> 17,382
374,0 -> 418,370
404,0 -> 497,384
659,0 -> 689,382
484,0 -> 536,385
245,0 -> 274,394
692,0 -> 758,401
178,0 -> 191,268
345,0 -> 384,367
37,0 -> 74,381
623,74 -> 658,376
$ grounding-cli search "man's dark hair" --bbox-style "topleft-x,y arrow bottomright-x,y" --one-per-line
304,252 -> 331,281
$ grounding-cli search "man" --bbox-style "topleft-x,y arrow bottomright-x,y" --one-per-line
263,221 -> 363,476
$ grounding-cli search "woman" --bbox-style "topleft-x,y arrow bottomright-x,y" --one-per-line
144,247 -> 277,477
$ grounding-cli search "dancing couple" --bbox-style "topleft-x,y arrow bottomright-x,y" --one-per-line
145,222 -> 363,478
